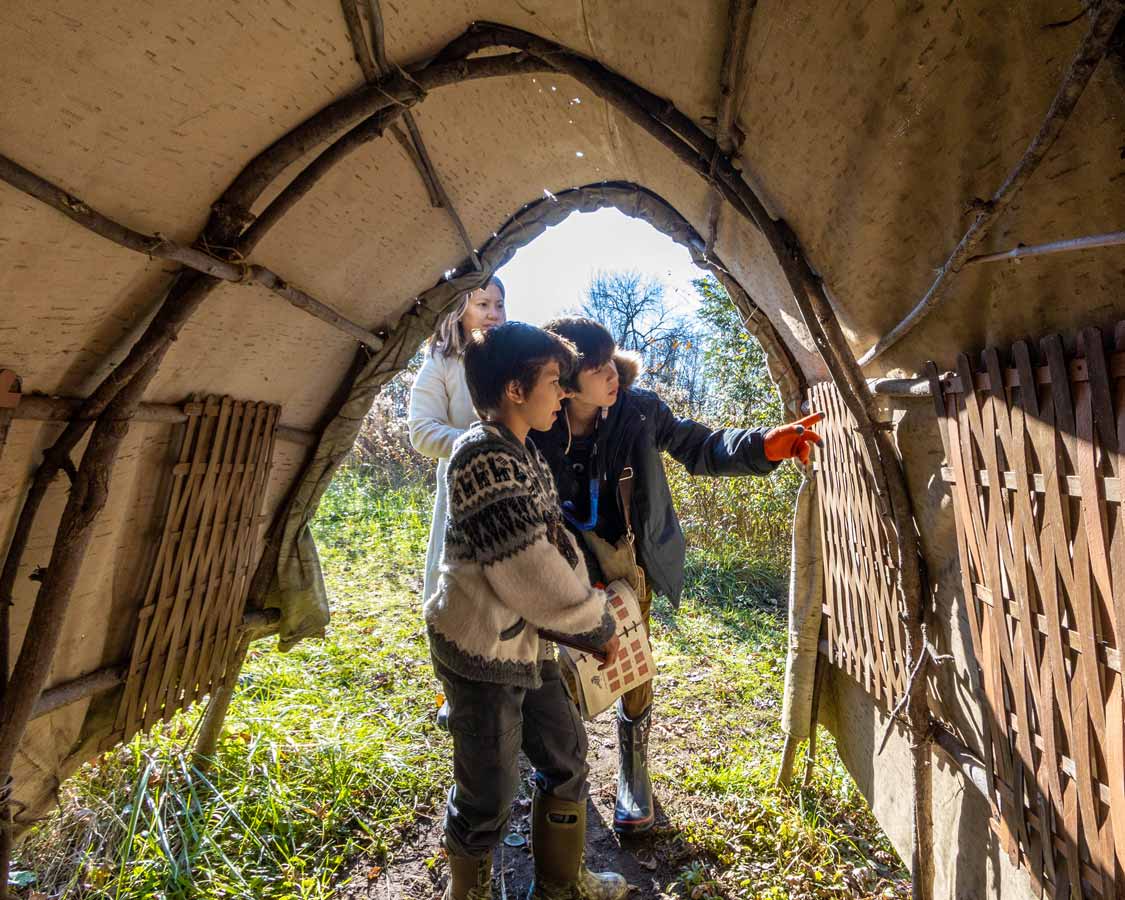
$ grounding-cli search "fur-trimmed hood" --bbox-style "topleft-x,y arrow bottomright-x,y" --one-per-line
612,350 -> 643,390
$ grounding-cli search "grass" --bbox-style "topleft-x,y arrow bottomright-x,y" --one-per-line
13,471 -> 907,899
646,561 -> 908,899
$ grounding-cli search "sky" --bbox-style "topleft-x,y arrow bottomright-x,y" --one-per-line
495,207 -> 708,325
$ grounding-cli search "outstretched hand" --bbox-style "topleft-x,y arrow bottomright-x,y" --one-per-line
764,412 -> 824,465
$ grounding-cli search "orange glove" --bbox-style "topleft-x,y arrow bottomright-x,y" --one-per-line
764,412 -> 824,465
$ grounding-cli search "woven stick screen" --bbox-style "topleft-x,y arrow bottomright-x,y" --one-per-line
112,397 -> 279,745
810,381 -> 910,711
933,323 -> 1125,898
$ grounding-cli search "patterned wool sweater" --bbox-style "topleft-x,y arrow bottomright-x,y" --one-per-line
424,421 -> 615,689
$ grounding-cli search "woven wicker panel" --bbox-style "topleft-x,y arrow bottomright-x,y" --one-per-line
113,396 -> 279,744
810,381 -> 909,711
932,322 -> 1125,899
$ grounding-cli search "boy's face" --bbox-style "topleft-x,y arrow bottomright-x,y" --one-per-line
573,357 -> 620,408
513,360 -> 566,432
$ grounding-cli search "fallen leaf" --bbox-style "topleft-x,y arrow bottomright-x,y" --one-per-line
366,865 -> 383,880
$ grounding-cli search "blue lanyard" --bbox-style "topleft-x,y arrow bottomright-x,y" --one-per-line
561,419 -> 601,531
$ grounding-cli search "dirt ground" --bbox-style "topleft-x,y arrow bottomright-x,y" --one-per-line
337,712 -> 689,899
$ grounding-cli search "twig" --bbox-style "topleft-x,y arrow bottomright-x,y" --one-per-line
360,0 -> 435,197
878,642 -> 929,754
372,0 -> 482,264
962,229 -> 1125,266
859,0 -> 1125,365
388,123 -> 444,206
364,0 -> 389,71
340,0 -> 443,205
931,724 -> 996,815
340,0 -> 379,82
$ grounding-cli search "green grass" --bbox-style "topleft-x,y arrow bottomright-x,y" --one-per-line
13,473 -> 907,900
647,559 -> 908,899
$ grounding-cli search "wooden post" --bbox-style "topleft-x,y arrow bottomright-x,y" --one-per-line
0,775 -> 12,900
192,637 -> 250,773
0,372 -> 18,900
802,650 -> 826,788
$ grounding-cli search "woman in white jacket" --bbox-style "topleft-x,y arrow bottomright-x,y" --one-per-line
408,276 -> 507,604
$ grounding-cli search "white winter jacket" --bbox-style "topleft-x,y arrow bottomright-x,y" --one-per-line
407,350 -> 478,603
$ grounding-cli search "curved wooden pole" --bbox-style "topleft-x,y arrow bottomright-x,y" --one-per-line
963,229 -> 1125,267
206,53 -> 545,240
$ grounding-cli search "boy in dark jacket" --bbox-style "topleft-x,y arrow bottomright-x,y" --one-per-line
538,317 -> 821,834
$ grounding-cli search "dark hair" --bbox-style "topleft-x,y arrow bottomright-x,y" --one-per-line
463,322 -> 577,416
542,317 -> 615,388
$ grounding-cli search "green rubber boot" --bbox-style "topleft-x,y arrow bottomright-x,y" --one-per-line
527,791 -> 627,900
442,847 -> 492,900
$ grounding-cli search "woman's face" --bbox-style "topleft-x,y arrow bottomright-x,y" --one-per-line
459,283 -> 506,335
572,357 -> 620,408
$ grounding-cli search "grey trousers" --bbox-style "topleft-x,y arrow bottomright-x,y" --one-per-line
433,657 -> 589,858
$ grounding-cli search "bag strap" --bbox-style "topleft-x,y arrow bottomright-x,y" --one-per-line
618,465 -> 635,540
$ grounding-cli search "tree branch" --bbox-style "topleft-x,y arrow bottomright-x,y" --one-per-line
859,0 -> 1125,365
0,152 -> 384,350
339,0 -> 443,206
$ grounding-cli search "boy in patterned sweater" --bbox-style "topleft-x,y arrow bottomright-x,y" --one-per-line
424,322 -> 627,900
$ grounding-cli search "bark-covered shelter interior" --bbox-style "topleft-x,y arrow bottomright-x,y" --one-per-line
2,2 -> 1124,898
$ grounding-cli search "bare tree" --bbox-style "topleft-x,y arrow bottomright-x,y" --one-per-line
580,270 -> 708,411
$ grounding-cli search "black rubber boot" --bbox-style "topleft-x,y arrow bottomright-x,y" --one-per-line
613,702 -> 654,834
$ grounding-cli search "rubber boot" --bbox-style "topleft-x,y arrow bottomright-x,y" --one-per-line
443,848 -> 492,900
527,792 -> 627,900
613,702 -> 654,834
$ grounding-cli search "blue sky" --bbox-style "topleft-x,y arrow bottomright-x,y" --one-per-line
496,208 -> 708,325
